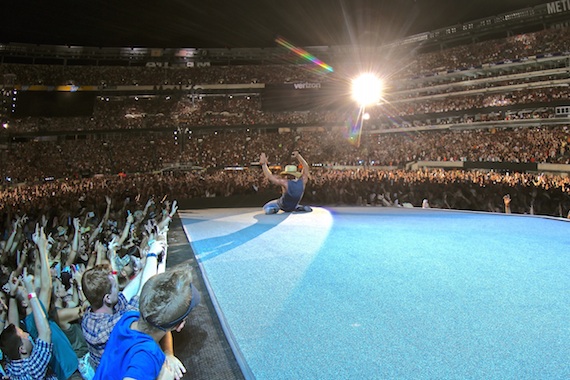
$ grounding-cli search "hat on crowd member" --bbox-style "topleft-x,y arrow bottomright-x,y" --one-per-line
280,165 -> 302,178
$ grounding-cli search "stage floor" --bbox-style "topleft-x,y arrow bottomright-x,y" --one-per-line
171,207 -> 569,380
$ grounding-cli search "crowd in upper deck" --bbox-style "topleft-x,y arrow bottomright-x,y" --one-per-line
2,27 -> 569,86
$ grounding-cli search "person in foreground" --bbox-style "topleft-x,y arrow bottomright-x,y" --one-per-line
93,266 -> 200,380
259,150 -> 312,214
81,238 -> 164,374
0,269 -> 56,380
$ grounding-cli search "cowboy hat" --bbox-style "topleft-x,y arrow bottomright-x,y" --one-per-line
280,165 -> 302,178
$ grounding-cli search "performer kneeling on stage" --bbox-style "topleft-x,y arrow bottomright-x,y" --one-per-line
259,151 -> 312,214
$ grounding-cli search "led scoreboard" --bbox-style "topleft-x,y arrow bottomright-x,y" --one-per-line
12,91 -> 96,117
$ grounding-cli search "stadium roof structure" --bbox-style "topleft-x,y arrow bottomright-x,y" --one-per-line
1,1 -> 569,67
0,0 -> 560,50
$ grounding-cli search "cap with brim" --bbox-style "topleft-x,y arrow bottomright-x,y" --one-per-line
143,283 -> 201,331
280,165 -> 302,178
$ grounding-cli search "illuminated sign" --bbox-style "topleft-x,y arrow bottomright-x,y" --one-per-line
547,0 -> 570,14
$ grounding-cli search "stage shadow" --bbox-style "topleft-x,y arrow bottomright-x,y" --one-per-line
188,212 -> 291,262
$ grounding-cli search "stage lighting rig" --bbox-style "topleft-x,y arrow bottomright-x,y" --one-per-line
351,73 -> 383,107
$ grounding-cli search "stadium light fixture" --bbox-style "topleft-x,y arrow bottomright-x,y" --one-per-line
351,73 -> 383,107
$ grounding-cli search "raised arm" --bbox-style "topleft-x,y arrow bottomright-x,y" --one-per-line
3,217 -> 20,255
157,200 -> 178,232
503,194 -> 511,214
121,238 -> 162,301
70,269 -> 86,307
23,268 -> 51,343
143,197 -> 154,216
88,220 -> 104,246
260,153 -> 287,187
7,271 -> 21,327
116,212 -> 134,247
65,217 -> 81,267
292,151 -> 310,184
102,196 -> 112,225
12,249 -> 28,278
33,226 -> 53,309
94,240 -> 107,266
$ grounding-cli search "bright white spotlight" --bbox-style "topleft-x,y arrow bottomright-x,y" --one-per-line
351,73 -> 383,107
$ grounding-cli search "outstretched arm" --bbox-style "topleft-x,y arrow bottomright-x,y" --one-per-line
102,196 -> 112,225
33,226 -> 53,310
260,153 -> 287,187
117,212 -> 134,247
3,217 -> 20,255
157,200 -> 178,232
65,217 -> 81,267
7,271 -> 21,327
503,194 -> 511,214
23,268 -> 51,343
292,151 -> 310,184
121,238 -> 162,301
88,220 -> 103,246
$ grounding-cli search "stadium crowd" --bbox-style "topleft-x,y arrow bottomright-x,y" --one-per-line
0,22 -> 570,379
1,26 -> 569,87
2,85 -> 567,134
2,125 -> 570,184
0,186 -> 183,378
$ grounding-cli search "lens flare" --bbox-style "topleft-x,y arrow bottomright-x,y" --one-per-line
345,106 -> 367,147
275,36 -> 334,73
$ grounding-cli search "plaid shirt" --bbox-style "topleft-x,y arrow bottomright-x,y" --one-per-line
5,338 -> 57,380
81,293 -> 139,370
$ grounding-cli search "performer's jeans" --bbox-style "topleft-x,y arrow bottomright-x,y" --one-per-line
263,200 -> 312,214
263,200 -> 281,214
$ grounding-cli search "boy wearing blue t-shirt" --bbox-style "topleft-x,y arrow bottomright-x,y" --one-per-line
94,266 -> 200,380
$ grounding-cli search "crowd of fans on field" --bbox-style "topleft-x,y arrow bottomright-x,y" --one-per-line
0,187 -> 181,378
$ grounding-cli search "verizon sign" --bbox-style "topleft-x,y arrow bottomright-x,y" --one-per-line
262,82 -> 348,111
293,82 -> 322,90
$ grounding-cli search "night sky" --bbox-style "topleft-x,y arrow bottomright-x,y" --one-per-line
0,0 -> 552,49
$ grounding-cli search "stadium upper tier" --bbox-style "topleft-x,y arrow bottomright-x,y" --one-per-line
0,26 -> 568,132
1,26 -> 570,88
